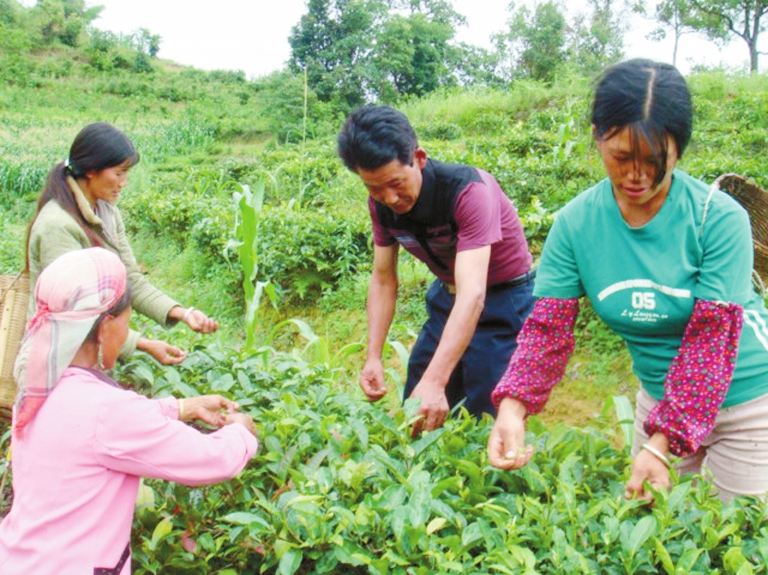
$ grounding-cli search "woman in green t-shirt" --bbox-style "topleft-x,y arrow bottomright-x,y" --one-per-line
488,58 -> 768,502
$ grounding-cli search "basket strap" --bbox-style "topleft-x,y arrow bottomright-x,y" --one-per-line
0,270 -> 26,306
701,181 -> 719,239
753,269 -> 767,298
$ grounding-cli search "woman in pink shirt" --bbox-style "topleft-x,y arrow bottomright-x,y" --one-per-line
0,247 -> 258,574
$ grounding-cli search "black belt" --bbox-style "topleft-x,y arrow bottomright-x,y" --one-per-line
443,267 -> 536,295
488,267 -> 537,292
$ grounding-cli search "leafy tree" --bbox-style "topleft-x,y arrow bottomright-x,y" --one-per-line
133,51 -> 152,73
688,0 -> 768,72
566,0 -> 628,76
30,0 -> 102,47
494,0 -> 568,83
389,0 -> 466,28
84,27 -> 158,73
648,0 -> 701,66
289,0 -> 468,107
371,0 -> 465,99
288,0 -> 380,111
0,0 -> 21,25
451,42 -> 504,87
372,15 -> 421,100
31,0 -> 66,44
135,27 -> 161,57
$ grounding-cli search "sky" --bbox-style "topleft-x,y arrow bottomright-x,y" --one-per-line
25,0 -> 752,79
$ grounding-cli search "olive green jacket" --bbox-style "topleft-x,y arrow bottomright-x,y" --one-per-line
27,193 -> 180,359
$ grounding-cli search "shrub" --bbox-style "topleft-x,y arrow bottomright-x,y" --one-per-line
0,22 -> 32,52
0,53 -> 45,88
256,202 -> 371,301
253,71 -> 316,144
250,143 -> 354,206
121,168 -> 237,261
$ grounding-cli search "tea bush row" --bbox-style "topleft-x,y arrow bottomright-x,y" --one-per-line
116,343 -> 768,575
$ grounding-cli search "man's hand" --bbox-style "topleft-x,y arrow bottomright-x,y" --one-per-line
407,246 -> 490,437
359,358 -> 388,401
409,379 -> 449,437
487,397 -> 534,469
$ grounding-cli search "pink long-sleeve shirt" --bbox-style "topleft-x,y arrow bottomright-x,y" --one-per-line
0,367 -> 258,574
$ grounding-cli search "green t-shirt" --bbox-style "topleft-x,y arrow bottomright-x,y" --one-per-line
535,169 -> 768,407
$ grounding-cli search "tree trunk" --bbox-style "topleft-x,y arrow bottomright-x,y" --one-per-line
673,31 -> 680,66
749,3 -> 762,73
750,40 -> 758,72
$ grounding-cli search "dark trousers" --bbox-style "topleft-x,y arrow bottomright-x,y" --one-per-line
403,277 -> 535,419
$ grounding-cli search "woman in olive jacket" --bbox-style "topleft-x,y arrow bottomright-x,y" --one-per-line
25,122 -> 218,365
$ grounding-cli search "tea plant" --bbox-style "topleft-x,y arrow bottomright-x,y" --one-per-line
255,201 -> 370,302
116,344 -> 768,575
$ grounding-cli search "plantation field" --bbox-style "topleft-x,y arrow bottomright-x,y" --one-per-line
2,43 -> 768,572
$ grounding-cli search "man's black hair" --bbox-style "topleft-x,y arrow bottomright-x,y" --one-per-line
337,105 -> 418,172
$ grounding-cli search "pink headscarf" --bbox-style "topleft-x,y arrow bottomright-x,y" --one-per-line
13,247 -> 127,434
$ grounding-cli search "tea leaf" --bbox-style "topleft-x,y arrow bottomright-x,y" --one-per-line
149,517 -> 173,550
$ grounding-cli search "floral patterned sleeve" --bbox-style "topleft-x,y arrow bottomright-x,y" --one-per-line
491,297 -> 580,414
643,299 -> 743,457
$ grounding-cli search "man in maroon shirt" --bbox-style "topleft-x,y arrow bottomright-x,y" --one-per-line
338,105 -> 535,434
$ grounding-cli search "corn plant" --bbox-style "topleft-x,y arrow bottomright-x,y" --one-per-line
228,179 -> 277,347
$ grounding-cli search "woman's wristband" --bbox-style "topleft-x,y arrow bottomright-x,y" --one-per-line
178,398 -> 186,420
641,443 -> 671,468
181,307 -> 195,323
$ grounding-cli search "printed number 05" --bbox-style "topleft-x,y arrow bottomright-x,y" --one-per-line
631,292 -> 656,310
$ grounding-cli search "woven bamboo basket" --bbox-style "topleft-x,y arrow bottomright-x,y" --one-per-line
714,174 -> 768,288
0,272 -> 29,422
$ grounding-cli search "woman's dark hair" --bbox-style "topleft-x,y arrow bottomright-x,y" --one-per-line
25,123 -> 140,268
66,122 -> 140,179
337,105 -> 419,172
84,281 -> 134,344
592,58 -> 692,187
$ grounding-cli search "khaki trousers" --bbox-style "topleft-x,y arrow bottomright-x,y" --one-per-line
633,388 -> 768,501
